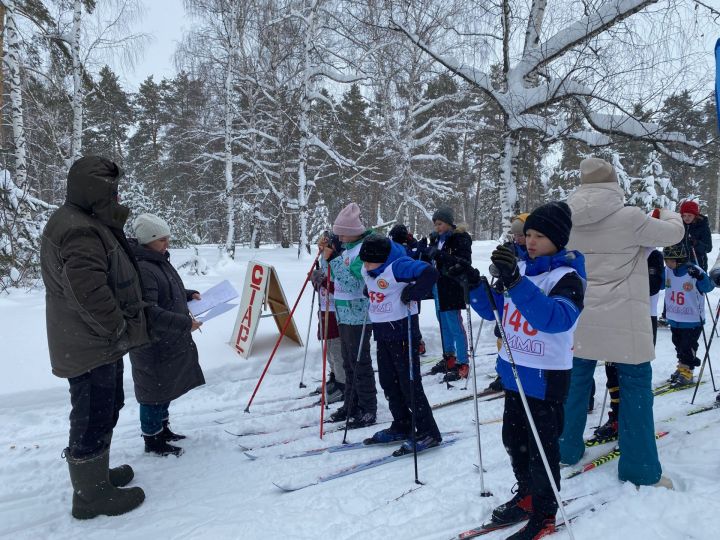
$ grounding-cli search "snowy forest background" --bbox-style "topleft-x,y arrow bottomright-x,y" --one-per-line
1,0 -> 719,290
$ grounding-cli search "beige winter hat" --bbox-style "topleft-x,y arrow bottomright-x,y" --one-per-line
579,157 -> 618,184
134,213 -> 171,245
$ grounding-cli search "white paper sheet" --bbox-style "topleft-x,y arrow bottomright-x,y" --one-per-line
188,280 -> 239,316
196,303 -> 237,323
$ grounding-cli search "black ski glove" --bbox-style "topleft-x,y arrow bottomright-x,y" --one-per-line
400,285 -> 416,305
416,237 -> 428,253
687,266 -> 702,279
490,245 -> 521,289
467,266 -> 481,289
425,246 -> 439,261
362,285 -> 369,298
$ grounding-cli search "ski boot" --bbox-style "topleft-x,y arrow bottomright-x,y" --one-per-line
429,353 -> 456,375
490,487 -> 532,525
392,434 -> 441,457
443,363 -> 469,382
506,514 -> 556,539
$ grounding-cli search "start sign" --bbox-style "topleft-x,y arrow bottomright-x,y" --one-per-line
230,261 -> 302,358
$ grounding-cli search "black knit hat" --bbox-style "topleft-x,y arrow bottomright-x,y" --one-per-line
389,223 -> 408,243
432,207 -> 454,226
359,234 -> 392,263
523,202 -> 572,250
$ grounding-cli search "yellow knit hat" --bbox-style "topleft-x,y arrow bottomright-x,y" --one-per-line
509,213 -> 530,235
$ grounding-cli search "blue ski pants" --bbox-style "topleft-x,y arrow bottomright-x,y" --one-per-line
432,285 -> 468,364
559,357 -> 662,486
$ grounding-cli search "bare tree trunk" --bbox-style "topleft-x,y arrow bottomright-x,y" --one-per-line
296,1 -> 318,258
222,3 -> 239,257
70,0 -> 83,161
0,3 -> 6,147
499,131 -> 519,232
3,0 -> 27,189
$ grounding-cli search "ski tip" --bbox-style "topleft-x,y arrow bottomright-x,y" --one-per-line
243,451 -> 259,460
273,481 -> 314,492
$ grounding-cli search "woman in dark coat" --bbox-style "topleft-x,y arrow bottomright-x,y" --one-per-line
129,213 -> 205,456
679,200 -> 712,270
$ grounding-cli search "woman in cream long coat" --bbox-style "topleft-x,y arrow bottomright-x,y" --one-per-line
558,157 -> 684,487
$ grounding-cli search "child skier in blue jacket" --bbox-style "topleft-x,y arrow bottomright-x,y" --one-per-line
663,242 -> 714,387
467,202 -> 585,540
359,235 -> 442,456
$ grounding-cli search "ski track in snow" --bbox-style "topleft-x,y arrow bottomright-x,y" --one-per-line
2,241 -> 720,539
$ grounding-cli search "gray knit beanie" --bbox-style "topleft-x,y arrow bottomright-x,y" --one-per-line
432,207 -> 455,226
134,213 -> 171,245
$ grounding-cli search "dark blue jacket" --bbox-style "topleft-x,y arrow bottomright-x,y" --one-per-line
366,242 -> 438,341
469,249 -> 585,401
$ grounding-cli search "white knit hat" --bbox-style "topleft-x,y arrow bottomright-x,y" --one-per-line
134,213 -> 171,245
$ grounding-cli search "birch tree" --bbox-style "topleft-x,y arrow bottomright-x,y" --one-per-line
3,0 -> 28,188
395,0 -> 713,230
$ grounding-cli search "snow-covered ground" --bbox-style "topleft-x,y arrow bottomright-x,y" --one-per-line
2,241 -> 720,539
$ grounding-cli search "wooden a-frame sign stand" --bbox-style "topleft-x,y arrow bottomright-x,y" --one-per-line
230,261 -> 302,358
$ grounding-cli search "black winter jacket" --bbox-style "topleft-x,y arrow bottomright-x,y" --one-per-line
683,215 -> 712,270
128,241 -> 205,404
427,224 -> 473,311
40,156 -> 149,378
647,249 -> 665,296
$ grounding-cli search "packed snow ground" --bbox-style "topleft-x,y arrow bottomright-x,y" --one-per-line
2,240 -> 720,540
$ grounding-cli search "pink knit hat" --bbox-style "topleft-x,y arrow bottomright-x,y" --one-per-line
333,203 -> 365,236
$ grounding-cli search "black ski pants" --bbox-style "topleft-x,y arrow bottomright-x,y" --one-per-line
376,338 -> 440,440
68,358 -> 124,459
605,363 -> 620,423
339,323 -> 377,416
502,390 -> 563,518
671,326 -> 703,368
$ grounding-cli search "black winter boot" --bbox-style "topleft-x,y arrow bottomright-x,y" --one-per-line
161,420 -> 186,441
144,434 -> 184,457
108,464 -> 134,487
328,406 -> 347,423
66,448 -> 145,519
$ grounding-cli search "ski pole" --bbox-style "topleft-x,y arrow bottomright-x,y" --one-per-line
464,315 -> 485,391
319,263 -> 332,439
596,386 -> 609,432
479,276 -> 575,540
691,297 -> 720,404
245,251 -> 321,412
698,319 -> 717,392
690,245 -> 719,338
298,285 -> 317,389
466,300 -> 491,496
706,296 -> 720,338
433,285 -> 453,390
342,310 -> 369,444
408,309 -> 422,485
692,270 -> 717,392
